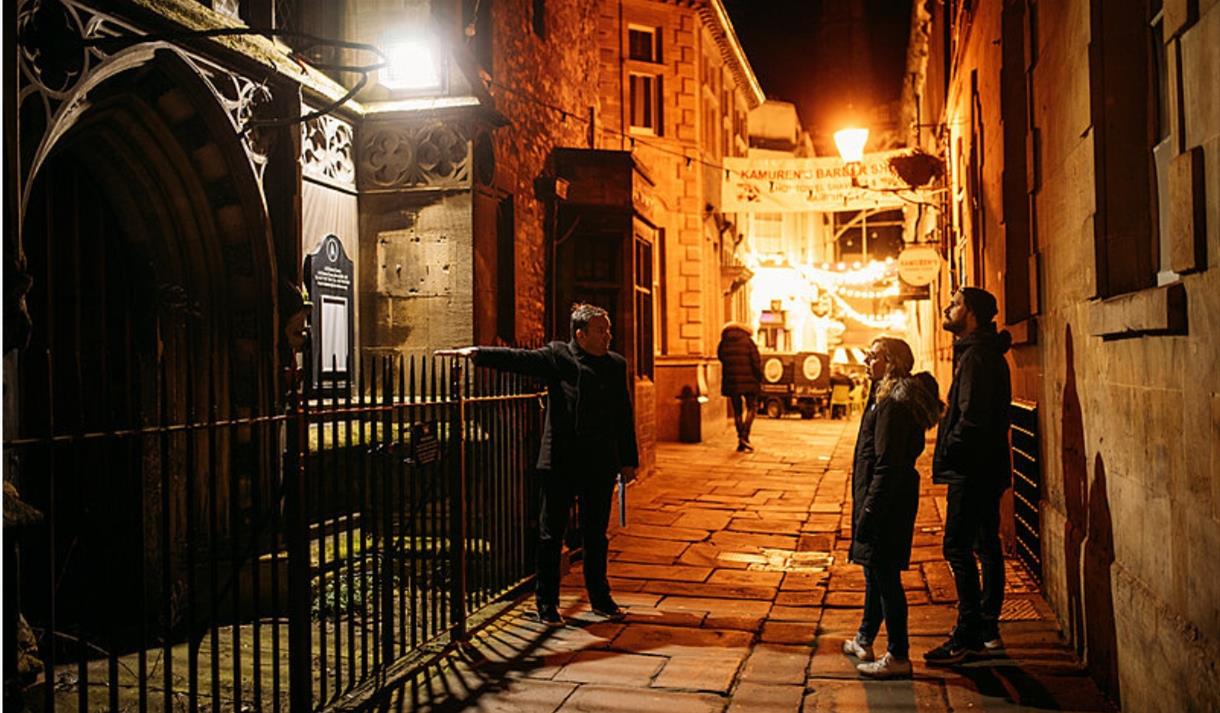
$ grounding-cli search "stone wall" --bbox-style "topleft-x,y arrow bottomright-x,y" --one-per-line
356,116 -> 476,357
353,0 -> 602,355
942,0 -> 1032,551
938,0 -> 1220,707
1034,3 -> 1220,707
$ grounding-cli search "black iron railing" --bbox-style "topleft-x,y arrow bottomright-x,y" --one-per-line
5,352 -> 544,713
1010,399 -> 1042,583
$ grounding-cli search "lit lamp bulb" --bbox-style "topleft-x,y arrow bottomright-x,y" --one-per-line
381,36 -> 441,91
834,127 -> 869,164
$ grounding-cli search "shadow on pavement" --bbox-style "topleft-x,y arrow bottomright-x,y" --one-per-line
940,652 -> 1117,712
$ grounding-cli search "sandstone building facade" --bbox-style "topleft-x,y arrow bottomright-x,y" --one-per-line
592,0 -> 764,442
909,0 -> 1220,707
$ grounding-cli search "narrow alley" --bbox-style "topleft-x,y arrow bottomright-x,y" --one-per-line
372,418 -> 1114,712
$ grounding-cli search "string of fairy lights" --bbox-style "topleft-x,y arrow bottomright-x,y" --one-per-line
746,256 -> 912,332
827,290 -> 907,331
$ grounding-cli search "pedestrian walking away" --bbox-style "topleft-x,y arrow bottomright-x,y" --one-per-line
435,303 -> 639,626
925,287 -> 1014,665
717,321 -> 763,452
844,337 -> 942,679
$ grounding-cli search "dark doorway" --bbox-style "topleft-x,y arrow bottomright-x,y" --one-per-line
18,150 -> 163,650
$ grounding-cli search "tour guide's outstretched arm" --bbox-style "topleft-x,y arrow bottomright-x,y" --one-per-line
434,345 -> 637,481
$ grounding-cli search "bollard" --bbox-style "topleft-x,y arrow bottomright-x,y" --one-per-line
676,385 -> 704,443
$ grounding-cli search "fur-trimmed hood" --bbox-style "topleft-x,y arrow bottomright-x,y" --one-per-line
882,371 -> 942,430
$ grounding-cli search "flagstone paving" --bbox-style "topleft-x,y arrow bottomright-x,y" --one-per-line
376,418 -> 1117,712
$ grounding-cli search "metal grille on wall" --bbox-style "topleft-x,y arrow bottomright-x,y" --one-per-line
6,353 -> 544,713
1010,399 -> 1043,583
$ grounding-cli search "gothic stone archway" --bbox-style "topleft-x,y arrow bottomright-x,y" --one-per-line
13,36 -> 286,679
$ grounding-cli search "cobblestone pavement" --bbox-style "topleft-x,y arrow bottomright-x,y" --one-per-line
383,417 -> 1117,712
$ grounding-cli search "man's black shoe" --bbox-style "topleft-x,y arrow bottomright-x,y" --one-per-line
590,600 -> 624,619
532,605 -> 565,627
923,637 -> 981,666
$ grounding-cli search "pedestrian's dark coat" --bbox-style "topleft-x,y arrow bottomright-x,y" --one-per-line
850,374 -> 942,569
932,324 -> 1013,490
717,324 -> 763,396
474,341 -> 639,474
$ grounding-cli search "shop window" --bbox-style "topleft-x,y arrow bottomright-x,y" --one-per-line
657,228 -> 668,355
1000,0 -> 1034,324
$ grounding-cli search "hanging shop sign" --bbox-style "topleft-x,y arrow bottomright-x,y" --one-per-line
722,151 -> 910,213
897,244 -> 942,286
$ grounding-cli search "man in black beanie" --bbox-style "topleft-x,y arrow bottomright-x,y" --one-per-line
925,287 -> 1013,664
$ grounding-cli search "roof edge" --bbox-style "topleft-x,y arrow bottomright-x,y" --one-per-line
696,0 -> 765,109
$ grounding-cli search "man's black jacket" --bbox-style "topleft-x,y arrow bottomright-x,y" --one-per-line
474,341 -> 639,474
932,324 -> 1013,489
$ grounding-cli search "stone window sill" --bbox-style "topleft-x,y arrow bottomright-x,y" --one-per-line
1088,282 -> 1187,339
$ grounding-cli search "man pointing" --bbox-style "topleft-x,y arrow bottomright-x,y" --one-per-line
437,303 -> 639,626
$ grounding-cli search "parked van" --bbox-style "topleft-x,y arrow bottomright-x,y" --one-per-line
758,352 -> 831,418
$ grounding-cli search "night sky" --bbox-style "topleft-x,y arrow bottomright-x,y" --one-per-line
725,0 -> 913,149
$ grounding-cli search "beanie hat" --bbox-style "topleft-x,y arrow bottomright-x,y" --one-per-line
959,287 -> 998,324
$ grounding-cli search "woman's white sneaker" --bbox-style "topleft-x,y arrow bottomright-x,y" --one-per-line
857,652 -> 913,679
842,635 -> 875,662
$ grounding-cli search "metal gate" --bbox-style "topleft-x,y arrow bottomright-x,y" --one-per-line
1010,399 -> 1042,583
5,354 -> 544,713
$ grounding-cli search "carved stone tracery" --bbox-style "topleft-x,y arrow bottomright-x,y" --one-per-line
197,65 -> 279,177
301,112 -> 355,188
16,0 -> 282,201
359,122 -> 471,190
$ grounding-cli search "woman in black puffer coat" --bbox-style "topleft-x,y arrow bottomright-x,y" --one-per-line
842,337 -> 942,679
717,322 -> 763,451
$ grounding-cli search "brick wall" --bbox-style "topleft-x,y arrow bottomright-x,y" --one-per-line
491,0 -> 601,343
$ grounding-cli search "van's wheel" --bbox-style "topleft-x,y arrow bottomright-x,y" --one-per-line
764,398 -> 783,419
799,407 -> 815,419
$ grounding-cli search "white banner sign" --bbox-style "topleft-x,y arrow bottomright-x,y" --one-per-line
723,151 -> 910,213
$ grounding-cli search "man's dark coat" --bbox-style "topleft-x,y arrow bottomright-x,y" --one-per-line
932,324 -> 1013,491
474,341 -> 639,474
